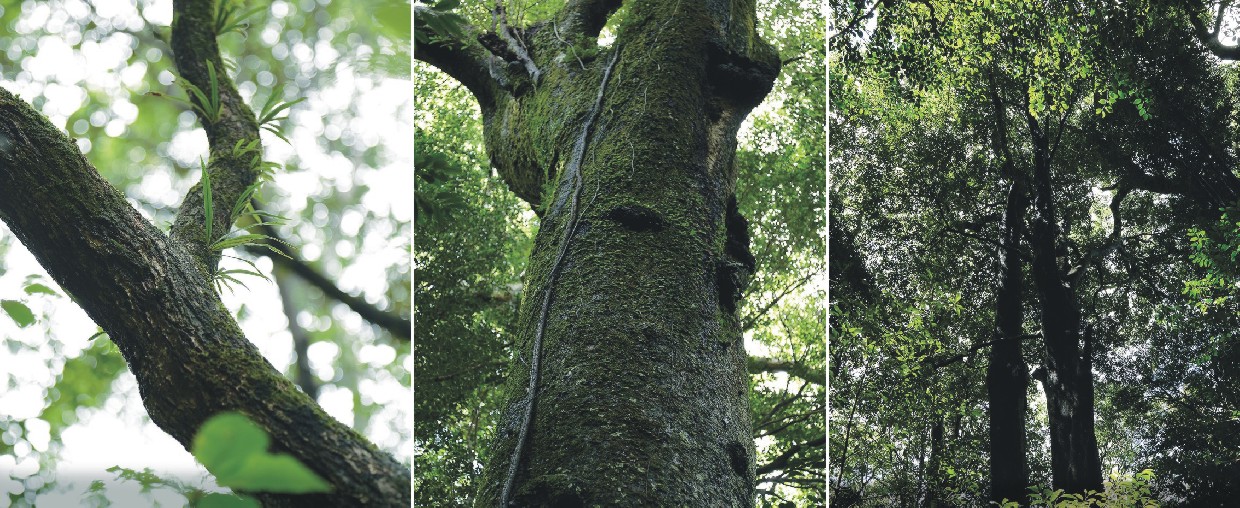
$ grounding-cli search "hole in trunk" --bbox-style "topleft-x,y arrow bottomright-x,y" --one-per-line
603,204 -> 667,232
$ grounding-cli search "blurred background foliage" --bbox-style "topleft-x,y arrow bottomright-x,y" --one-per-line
412,1 -> 825,506
0,0 -> 411,505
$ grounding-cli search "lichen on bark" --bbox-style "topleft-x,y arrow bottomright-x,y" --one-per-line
418,1 -> 780,505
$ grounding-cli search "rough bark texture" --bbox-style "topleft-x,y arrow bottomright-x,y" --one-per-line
0,87 -> 409,506
417,0 -> 779,505
1025,115 -> 1104,494
168,0 -> 263,268
986,88 -> 1030,506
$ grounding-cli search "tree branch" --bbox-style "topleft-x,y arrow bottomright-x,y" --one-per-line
0,87 -> 409,506
414,5 -> 501,108
830,0 -> 881,42
245,222 -> 410,340
756,436 -> 825,476
557,0 -> 623,38
747,356 -> 824,385
740,272 -> 814,331
944,227 -> 1033,263
168,0 -> 263,267
924,333 -> 1042,369
1187,0 -> 1240,59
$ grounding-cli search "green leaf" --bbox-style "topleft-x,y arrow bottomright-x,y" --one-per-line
433,0 -> 460,10
226,454 -> 333,493
193,413 -> 270,479
200,493 -> 261,508
202,162 -> 214,245
2,300 -> 35,327
376,1 -> 411,39
23,283 -> 59,296
192,412 -> 331,494
211,234 -> 275,251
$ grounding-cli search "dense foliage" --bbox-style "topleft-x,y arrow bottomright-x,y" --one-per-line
831,0 -> 1240,504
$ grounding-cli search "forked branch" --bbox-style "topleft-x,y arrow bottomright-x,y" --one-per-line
415,4 -> 502,107
558,0 -> 624,38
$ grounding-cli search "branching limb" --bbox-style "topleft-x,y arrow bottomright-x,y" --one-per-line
493,5 -> 541,84
747,356 -> 824,386
557,0 -> 623,38
924,333 -> 1042,369
274,265 -> 320,399
0,87 -> 410,506
414,5 -> 501,107
245,222 -> 411,341
1186,0 -> 1240,60
168,0 -> 263,268
756,436 -> 825,476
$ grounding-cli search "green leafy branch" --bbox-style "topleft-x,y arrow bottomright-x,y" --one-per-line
256,86 -> 305,144
1183,205 -> 1240,312
88,413 -> 330,507
149,61 -> 224,124
198,140 -> 291,292
414,0 -> 468,46
998,469 -> 1158,508
2,275 -> 62,328
215,0 -> 265,37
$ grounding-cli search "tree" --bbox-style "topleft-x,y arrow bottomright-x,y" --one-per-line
0,0 -> 411,505
831,0 -> 1240,504
414,0 -> 823,505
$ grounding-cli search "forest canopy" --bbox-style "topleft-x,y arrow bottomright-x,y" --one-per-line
831,0 -> 1240,505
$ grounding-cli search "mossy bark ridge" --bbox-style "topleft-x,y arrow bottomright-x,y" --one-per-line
418,0 -> 780,505
0,0 -> 410,505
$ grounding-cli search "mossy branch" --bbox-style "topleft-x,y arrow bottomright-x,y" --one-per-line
0,86 -> 410,507
169,0 -> 263,269
415,4 -> 501,108
557,0 -> 624,38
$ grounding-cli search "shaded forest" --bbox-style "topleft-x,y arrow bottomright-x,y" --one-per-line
831,0 -> 1240,505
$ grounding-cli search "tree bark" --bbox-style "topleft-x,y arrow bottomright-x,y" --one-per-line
417,1 -> 780,505
1025,114 -> 1104,495
986,85 -> 1030,505
0,88 -> 408,507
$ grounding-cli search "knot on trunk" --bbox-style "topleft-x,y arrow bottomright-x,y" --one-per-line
602,204 -> 667,232
705,41 -> 780,108
717,197 -> 755,313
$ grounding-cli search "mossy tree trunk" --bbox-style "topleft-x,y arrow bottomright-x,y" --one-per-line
0,0 -> 410,505
417,0 -> 780,505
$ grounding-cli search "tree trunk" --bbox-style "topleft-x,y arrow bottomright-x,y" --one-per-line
986,86 -> 1030,505
1025,114 -> 1104,494
416,1 -> 780,505
921,415 -> 944,508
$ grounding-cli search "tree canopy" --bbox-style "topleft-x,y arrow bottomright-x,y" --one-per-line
831,0 -> 1240,504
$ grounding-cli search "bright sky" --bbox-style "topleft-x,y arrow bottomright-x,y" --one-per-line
0,0 -> 410,505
